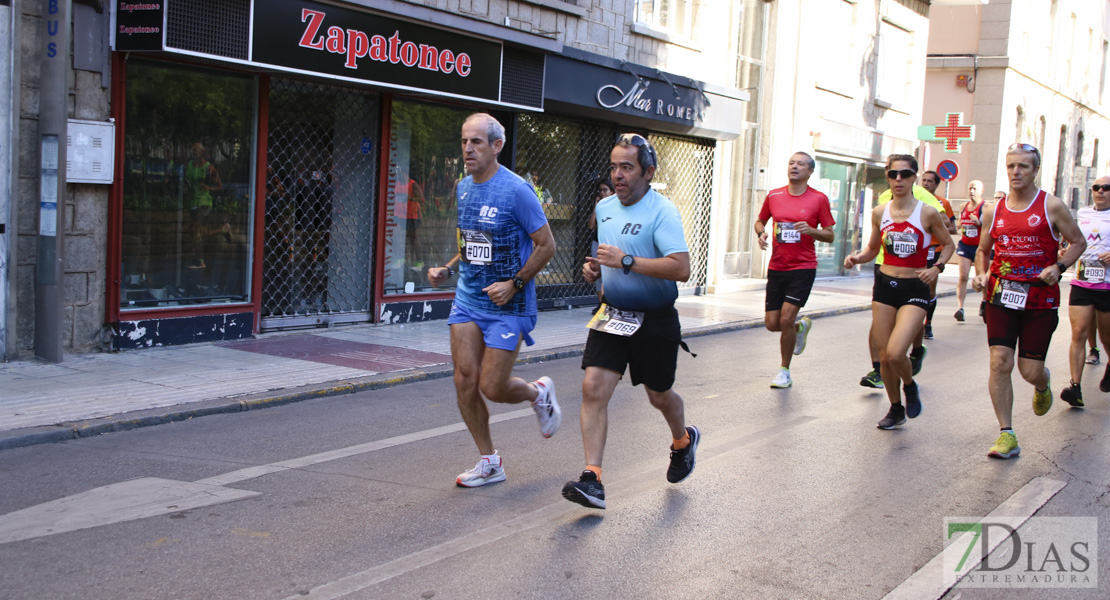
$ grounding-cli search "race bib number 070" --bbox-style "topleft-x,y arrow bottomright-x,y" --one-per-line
457,228 -> 494,265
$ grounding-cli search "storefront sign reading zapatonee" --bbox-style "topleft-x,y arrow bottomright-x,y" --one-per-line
253,0 -> 502,102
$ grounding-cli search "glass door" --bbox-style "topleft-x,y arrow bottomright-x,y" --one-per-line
812,159 -> 855,275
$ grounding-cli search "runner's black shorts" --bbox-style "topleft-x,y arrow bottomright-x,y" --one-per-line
985,304 -> 1059,360
872,271 -> 930,310
1069,285 -> 1110,313
956,241 -> 978,260
765,268 -> 817,312
926,247 -> 941,269
582,304 -> 681,392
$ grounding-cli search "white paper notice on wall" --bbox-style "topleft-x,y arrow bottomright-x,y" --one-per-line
67,119 -> 115,184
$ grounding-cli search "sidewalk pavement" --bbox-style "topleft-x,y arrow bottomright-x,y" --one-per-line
0,273 -> 962,450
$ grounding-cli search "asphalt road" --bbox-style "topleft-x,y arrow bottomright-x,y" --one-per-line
0,307 -> 1107,600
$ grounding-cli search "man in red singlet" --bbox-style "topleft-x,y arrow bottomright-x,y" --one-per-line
973,143 -> 1086,459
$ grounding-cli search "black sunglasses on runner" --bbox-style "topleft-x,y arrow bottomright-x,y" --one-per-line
1094,184 -> 1110,192
617,133 -> 658,167
886,169 -> 916,180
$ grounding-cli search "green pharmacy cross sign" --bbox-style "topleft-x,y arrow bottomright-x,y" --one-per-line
918,112 -> 975,153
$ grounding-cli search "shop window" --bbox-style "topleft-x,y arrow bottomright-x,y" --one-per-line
263,79 -> 380,323
876,20 -> 912,109
383,100 -> 473,296
635,0 -> 698,40
515,113 -> 613,303
120,60 -> 256,310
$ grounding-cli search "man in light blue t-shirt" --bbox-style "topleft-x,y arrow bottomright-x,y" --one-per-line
426,113 -> 558,489
561,133 -> 701,510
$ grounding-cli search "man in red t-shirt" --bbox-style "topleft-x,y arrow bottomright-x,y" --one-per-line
755,152 -> 836,389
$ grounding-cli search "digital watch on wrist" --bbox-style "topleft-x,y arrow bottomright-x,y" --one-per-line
621,254 -> 635,274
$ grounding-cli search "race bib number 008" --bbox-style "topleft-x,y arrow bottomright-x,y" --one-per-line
457,228 -> 493,265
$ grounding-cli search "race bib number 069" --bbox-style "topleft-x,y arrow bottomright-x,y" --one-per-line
586,303 -> 644,337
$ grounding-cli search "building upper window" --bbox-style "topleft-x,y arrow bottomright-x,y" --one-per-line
635,0 -> 698,39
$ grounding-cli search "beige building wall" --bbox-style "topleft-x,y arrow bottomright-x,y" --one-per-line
925,0 -> 1110,209
759,0 -> 931,276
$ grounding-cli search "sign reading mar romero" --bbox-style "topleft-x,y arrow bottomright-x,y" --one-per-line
253,0 -> 502,103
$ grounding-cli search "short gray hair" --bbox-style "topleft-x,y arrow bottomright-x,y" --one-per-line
466,113 -> 505,145
792,152 -> 815,170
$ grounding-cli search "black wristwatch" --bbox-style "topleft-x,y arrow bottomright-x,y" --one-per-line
1055,261 -> 1067,273
621,254 -> 635,274
442,265 -> 455,277
512,276 -> 525,290
934,263 -> 945,273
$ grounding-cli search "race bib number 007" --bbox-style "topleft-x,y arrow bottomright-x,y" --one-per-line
993,279 -> 1030,311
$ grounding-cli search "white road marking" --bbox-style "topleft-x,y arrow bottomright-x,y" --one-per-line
882,476 -> 1067,600
0,477 -> 260,545
288,416 -> 818,599
0,408 -> 534,544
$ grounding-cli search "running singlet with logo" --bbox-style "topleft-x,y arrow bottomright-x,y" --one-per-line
454,167 -> 548,316
876,186 -> 943,265
960,201 -> 984,246
757,185 -> 835,271
987,190 -> 1060,309
596,188 -> 689,311
1073,205 -> 1110,290
879,200 -> 932,268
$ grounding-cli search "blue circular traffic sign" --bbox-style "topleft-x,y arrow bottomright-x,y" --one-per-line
937,160 -> 959,181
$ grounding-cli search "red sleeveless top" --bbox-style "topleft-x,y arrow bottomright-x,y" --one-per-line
988,189 -> 1059,309
959,202 -> 984,246
880,201 -> 932,268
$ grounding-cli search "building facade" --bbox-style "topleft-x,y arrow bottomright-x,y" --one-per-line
757,0 -> 933,278
924,0 -> 1110,210
1,0 -> 767,359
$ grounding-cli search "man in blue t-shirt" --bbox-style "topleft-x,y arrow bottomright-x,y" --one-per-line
426,113 -> 558,489
561,133 -> 702,510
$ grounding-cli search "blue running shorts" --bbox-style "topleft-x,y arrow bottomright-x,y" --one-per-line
448,301 -> 537,351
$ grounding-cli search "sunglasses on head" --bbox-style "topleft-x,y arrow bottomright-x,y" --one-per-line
1008,143 -> 1039,153
886,169 -> 917,180
617,133 -> 658,167
1093,184 -> 1110,192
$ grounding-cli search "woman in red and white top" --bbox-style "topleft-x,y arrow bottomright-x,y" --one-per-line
845,154 -> 954,430
1062,175 -> 1110,407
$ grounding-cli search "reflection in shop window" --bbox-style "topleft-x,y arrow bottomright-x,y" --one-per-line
635,0 -> 698,39
120,60 -> 256,310
383,100 -> 470,295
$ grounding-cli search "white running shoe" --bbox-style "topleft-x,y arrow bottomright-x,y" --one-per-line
532,376 -> 561,438
793,316 -> 812,355
770,367 -> 793,389
456,452 -> 506,488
